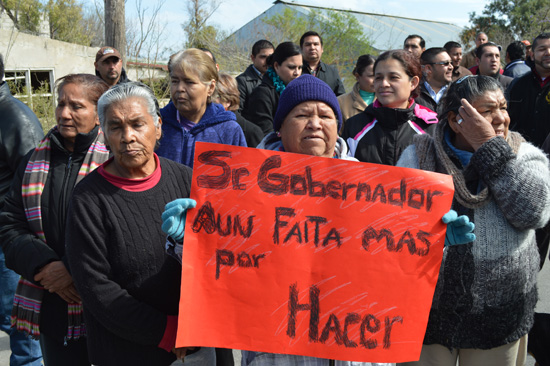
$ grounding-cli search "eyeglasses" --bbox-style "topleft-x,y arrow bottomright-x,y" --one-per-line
427,60 -> 452,66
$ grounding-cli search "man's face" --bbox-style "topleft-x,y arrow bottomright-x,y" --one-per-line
534,38 -> 550,77
477,46 -> 501,77
426,52 -> 453,88
475,33 -> 488,48
404,37 -> 424,59
448,47 -> 463,68
95,56 -> 122,86
251,47 -> 274,74
302,36 -> 323,64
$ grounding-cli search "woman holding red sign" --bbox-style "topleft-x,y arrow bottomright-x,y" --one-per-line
396,76 -> 550,366
161,75 -> 474,365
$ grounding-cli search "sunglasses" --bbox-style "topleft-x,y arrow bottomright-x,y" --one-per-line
427,60 -> 453,66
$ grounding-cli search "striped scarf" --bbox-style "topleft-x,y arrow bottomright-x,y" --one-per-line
11,126 -> 109,339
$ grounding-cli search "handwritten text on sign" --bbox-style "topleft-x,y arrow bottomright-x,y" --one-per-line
177,142 -> 454,363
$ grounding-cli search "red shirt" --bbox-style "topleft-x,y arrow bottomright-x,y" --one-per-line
98,154 -> 162,192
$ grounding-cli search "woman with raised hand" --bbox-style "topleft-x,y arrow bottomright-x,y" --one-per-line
396,75 -> 550,366
0,74 -> 110,365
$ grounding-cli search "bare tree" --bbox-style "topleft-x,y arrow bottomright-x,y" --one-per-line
183,0 -> 221,48
104,0 -> 126,65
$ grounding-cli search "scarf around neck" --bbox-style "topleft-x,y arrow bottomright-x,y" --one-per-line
414,120 -> 524,209
12,126 -> 109,340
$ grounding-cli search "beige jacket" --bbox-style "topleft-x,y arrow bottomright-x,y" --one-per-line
337,82 -> 370,132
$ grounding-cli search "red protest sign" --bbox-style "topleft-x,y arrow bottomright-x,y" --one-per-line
177,142 -> 454,363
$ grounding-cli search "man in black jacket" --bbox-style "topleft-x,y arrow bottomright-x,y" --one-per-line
236,40 -> 274,114
509,33 -> 550,147
476,42 -> 513,90
300,31 -> 345,96
94,46 -> 130,87
416,47 -> 453,112
0,53 -> 44,366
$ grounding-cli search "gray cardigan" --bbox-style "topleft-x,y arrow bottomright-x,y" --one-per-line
397,136 -> 550,349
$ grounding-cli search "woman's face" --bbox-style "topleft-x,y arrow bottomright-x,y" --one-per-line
170,66 -> 215,123
104,97 -> 162,179
451,90 -> 510,151
355,64 -> 375,93
279,101 -> 338,158
55,83 -> 99,150
274,54 -> 303,85
374,58 -> 419,109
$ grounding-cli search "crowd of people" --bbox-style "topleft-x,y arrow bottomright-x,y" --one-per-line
0,27 -> 549,366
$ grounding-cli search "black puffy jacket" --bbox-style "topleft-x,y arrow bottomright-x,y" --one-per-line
341,100 -> 438,166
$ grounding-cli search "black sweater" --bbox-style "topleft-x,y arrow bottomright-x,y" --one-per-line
65,157 -> 192,366
0,126 -> 104,340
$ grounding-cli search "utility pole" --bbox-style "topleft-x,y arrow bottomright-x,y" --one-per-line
104,0 -> 126,67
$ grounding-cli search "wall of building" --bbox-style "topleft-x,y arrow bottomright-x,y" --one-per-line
1,28 -> 96,78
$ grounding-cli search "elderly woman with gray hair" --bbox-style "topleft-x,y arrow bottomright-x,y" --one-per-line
65,82 -> 212,365
396,75 -> 550,366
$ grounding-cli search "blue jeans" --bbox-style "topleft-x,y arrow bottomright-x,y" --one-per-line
1,250 -> 42,366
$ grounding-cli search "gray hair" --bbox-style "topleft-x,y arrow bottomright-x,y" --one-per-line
438,75 -> 503,122
97,81 -> 160,131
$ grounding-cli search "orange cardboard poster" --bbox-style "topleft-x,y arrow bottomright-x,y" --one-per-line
177,142 -> 454,363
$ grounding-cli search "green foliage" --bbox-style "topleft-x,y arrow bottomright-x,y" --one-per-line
46,0 -> 92,45
461,0 -> 550,46
0,0 -> 43,33
1,0 -> 97,46
262,7 -> 375,66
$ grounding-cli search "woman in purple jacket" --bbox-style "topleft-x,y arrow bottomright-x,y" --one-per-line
156,49 -> 246,167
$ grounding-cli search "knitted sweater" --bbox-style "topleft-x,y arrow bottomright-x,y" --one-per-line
65,157 -> 192,365
397,128 -> 550,349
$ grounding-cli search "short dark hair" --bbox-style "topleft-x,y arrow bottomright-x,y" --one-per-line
198,47 -> 217,64
444,41 -> 462,54
300,31 -> 323,48
404,34 -> 425,49
56,74 -> 109,107
476,42 -> 501,59
374,49 -> 422,98
506,41 -> 526,61
352,54 -> 376,76
532,32 -> 550,51
0,53 -> 4,80
439,75 -> 502,120
420,47 -> 448,65
252,40 -> 274,56
266,42 -> 302,68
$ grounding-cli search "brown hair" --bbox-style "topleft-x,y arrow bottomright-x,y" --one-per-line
374,49 -> 422,98
56,74 -> 109,106
214,73 -> 240,111
168,48 -> 218,84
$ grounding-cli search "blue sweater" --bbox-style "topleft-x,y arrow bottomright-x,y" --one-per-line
157,102 -> 247,167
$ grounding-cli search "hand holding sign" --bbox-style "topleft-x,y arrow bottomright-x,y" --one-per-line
177,142 -> 454,363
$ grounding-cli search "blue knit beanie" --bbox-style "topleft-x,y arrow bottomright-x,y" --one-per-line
273,74 -> 342,132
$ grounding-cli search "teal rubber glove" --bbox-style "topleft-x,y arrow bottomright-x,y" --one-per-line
161,198 -> 197,241
442,210 -> 476,246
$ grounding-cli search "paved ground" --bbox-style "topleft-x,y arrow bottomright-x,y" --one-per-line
3,256 -> 548,365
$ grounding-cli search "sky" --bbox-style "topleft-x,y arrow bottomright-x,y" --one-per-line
127,0 -> 490,51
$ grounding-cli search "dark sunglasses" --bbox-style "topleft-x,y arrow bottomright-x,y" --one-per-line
427,60 -> 453,67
